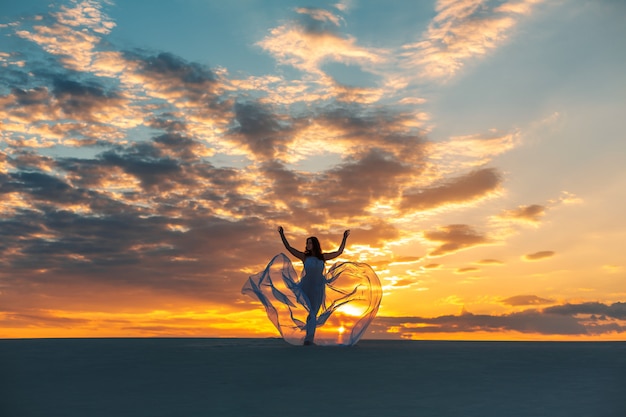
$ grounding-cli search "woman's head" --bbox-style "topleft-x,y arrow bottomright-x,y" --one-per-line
305,236 -> 324,260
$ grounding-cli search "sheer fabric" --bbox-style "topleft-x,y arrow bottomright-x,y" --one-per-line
242,253 -> 382,346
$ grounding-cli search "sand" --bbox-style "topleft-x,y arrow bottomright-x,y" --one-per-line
2,338 -> 625,417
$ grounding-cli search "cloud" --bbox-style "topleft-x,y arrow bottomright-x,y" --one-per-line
501,295 -> 554,306
456,267 -> 479,274
129,51 -> 220,97
403,0 -> 545,80
499,204 -> 546,223
429,131 -> 520,171
423,224 -> 490,256
53,0 -> 116,34
294,7 -> 345,31
371,311 -> 586,336
1,311 -> 91,329
523,250 -> 555,261
256,7 -> 387,80
369,301 -> 626,338
477,259 -> 503,265
402,168 -> 502,211
231,101 -> 292,160
315,150 -> 412,217
52,78 -> 129,124
15,0 -> 115,72
544,302 -> 626,320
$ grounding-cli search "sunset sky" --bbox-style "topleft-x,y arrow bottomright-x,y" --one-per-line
1,0 -> 625,340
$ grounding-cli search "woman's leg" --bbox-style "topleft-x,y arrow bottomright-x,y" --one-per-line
304,296 -> 322,344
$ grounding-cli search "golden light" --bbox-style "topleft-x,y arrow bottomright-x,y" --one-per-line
336,304 -> 366,317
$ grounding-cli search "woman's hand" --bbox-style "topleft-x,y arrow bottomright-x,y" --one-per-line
278,226 -> 284,235
343,230 -> 350,240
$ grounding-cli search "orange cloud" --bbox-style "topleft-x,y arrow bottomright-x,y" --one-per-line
456,267 -> 480,274
404,0 -> 545,80
429,131 -> 520,171
501,295 -> 555,306
257,7 -> 387,80
500,204 -> 546,223
15,0 -> 115,72
402,168 -> 501,211
368,301 -> 626,339
477,259 -> 503,265
423,224 -> 490,257
523,251 -> 555,261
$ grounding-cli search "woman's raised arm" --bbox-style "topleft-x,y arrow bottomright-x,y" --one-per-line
323,230 -> 350,261
278,226 -> 305,261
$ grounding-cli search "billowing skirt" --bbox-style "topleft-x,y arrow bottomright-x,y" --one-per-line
242,253 -> 382,346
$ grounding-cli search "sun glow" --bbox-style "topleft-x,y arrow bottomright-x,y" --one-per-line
337,304 -> 366,317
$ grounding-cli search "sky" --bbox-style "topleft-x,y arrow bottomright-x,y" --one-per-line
1,0 -> 625,341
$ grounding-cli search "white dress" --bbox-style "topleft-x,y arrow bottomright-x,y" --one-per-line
299,257 -> 326,343
242,253 -> 382,346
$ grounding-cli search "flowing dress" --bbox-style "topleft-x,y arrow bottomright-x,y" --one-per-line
242,253 -> 382,346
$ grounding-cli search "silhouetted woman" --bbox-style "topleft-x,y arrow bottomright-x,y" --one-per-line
277,226 -> 350,345
242,226 -> 381,347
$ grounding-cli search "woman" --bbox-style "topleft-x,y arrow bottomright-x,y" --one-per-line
242,226 -> 382,347
278,226 -> 350,345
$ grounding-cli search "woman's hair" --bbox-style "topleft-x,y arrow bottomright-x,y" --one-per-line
305,237 -> 324,261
